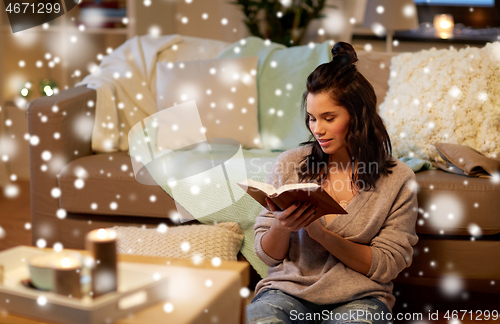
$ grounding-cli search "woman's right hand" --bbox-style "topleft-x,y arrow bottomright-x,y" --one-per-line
266,198 -> 318,232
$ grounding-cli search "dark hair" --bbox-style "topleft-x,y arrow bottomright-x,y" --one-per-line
298,42 -> 396,191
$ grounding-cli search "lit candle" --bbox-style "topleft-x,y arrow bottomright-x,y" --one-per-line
28,252 -> 82,297
434,14 -> 454,39
85,228 -> 118,297
53,255 -> 82,298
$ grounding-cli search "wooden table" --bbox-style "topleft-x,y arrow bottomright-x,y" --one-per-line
0,250 -> 250,324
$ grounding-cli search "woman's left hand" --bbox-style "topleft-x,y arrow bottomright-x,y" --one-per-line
306,219 -> 326,241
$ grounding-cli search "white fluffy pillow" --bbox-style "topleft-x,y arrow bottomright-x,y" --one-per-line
156,56 -> 262,149
379,42 -> 500,160
114,222 -> 244,261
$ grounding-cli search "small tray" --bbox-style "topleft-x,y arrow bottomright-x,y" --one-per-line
0,246 -> 171,324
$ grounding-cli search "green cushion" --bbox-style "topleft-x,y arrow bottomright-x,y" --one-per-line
218,37 -> 333,151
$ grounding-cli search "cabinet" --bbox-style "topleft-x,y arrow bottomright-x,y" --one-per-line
0,0 -> 135,182
0,0 -> 134,106
351,27 -> 497,53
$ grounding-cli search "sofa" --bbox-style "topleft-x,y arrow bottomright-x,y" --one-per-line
27,35 -> 500,293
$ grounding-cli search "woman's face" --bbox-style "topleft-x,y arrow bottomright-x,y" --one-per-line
306,92 -> 351,157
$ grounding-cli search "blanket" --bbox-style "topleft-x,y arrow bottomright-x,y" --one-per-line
399,157 -> 435,172
76,35 -> 184,152
134,128 -> 279,278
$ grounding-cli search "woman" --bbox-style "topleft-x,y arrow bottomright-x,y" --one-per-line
246,42 -> 419,324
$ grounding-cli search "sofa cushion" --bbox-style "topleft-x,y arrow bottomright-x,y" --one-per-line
415,170 -> 500,235
378,43 -> 500,160
58,152 -> 186,219
156,56 -> 262,149
152,35 -> 231,101
356,51 -> 396,111
217,37 -> 332,151
114,222 -> 244,261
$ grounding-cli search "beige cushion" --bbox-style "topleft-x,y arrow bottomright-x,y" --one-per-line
114,222 -> 244,261
156,56 -> 262,149
356,51 -> 397,111
432,143 -> 500,178
378,44 -> 500,160
152,36 -> 231,100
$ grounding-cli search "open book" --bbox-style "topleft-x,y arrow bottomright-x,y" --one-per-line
237,179 -> 347,218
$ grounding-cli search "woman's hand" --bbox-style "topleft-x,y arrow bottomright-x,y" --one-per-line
305,219 -> 327,241
266,198 -> 317,232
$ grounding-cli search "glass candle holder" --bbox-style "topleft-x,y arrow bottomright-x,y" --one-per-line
53,255 -> 83,298
434,14 -> 454,39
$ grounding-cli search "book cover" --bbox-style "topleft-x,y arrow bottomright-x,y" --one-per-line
237,179 -> 347,218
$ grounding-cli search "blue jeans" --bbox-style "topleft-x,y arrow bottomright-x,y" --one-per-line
246,289 -> 392,324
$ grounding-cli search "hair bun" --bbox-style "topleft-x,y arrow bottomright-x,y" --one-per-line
331,42 -> 358,65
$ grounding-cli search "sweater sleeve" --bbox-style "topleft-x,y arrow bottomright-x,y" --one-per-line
253,151 -> 295,267
254,206 -> 284,267
366,172 -> 419,284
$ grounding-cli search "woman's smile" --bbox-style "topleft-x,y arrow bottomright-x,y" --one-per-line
318,138 -> 333,147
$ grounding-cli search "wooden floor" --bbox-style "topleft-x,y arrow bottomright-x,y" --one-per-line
1,181 -> 499,323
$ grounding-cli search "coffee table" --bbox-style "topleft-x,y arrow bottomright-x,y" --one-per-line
0,248 -> 250,324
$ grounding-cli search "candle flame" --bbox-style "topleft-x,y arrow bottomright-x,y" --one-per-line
96,228 -> 108,239
440,20 -> 451,29
61,257 -> 72,268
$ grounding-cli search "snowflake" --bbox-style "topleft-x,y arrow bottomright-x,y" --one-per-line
211,257 -> 221,267
181,242 -> 190,252
36,238 -> 47,248
163,303 -> 174,313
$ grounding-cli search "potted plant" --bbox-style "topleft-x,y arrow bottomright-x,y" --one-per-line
230,0 -> 335,47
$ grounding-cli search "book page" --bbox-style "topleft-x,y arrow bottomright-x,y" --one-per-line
275,183 -> 319,196
239,179 -> 276,195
